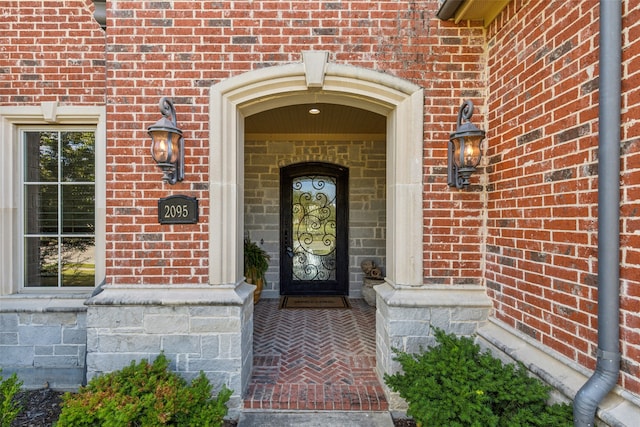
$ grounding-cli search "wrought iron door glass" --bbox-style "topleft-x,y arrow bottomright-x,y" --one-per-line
291,175 -> 336,281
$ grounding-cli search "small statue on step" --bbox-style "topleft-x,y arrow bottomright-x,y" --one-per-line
361,260 -> 384,307
361,259 -> 383,279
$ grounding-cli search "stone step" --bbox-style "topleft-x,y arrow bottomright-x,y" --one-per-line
237,410 -> 394,427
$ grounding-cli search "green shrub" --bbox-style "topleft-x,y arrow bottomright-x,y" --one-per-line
384,328 -> 573,427
56,353 -> 232,427
0,369 -> 23,427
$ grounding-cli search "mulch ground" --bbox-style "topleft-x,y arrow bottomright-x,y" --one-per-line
11,389 -> 64,427
11,388 -> 416,426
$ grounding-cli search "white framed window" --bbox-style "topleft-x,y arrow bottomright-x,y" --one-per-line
21,127 -> 96,288
0,104 -> 105,295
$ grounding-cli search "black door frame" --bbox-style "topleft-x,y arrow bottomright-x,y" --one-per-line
279,162 -> 349,296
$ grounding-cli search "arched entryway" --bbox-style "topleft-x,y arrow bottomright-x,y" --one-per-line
208,51 -> 424,403
243,103 -> 387,299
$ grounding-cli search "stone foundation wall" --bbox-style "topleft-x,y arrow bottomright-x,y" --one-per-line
85,284 -> 254,415
0,299 -> 87,390
476,320 -> 640,425
374,284 -> 492,410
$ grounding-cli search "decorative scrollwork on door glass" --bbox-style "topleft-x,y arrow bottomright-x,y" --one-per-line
291,175 -> 337,281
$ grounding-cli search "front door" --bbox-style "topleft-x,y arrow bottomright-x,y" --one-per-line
280,162 -> 349,296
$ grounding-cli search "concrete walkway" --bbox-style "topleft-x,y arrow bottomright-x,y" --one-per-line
237,410 -> 394,426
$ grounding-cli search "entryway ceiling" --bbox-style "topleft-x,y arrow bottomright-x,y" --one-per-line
245,103 -> 386,134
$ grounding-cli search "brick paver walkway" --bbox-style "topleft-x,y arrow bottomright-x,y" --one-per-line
244,298 -> 388,411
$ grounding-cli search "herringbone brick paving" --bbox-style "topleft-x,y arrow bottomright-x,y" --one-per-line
244,298 -> 389,411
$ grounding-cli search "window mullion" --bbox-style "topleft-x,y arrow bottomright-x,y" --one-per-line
58,131 -> 63,288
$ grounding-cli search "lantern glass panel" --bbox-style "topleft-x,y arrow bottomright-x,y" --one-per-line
452,137 -> 462,167
463,135 -> 482,168
168,132 -> 180,163
151,131 -> 169,162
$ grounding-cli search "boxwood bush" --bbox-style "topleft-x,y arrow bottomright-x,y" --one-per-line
384,328 -> 573,427
0,369 -> 23,427
57,353 -> 232,427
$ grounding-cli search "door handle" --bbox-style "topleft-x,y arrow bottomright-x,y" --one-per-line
286,246 -> 294,258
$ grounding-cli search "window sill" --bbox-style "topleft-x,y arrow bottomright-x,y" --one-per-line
0,293 -> 90,312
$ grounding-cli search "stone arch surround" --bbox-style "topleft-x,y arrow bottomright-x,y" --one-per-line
208,51 -> 424,290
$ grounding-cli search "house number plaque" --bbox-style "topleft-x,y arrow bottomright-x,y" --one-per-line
158,195 -> 198,224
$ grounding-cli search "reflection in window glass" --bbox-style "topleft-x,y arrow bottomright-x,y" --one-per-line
62,131 -> 95,182
24,131 -> 58,182
62,237 -> 95,287
24,237 -> 59,287
24,184 -> 58,234
62,185 -> 95,233
22,129 -> 96,288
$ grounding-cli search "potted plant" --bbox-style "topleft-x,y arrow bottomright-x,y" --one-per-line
244,237 -> 270,303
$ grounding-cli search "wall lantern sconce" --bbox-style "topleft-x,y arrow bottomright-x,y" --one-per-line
147,97 -> 184,184
448,100 -> 485,189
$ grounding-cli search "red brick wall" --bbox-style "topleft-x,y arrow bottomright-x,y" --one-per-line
0,0 -> 105,104
486,0 -> 640,394
0,1 -> 485,288
103,0 -> 484,287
